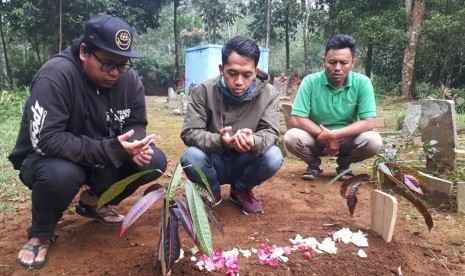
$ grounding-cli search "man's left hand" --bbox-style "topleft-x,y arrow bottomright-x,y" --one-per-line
317,125 -> 340,156
233,128 -> 254,153
132,137 -> 154,166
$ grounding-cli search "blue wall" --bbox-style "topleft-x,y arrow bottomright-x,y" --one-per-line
185,44 -> 269,91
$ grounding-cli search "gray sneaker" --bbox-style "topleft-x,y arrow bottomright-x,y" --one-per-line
301,165 -> 322,180
230,188 -> 264,215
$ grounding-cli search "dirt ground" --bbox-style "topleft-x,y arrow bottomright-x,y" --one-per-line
1,97 -> 465,276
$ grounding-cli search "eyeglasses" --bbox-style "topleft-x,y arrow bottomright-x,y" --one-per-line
92,53 -> 133,73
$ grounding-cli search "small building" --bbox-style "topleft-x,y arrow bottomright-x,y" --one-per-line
185,44 -> 269,92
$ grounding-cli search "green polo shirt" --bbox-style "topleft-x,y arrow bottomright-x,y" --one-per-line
291,71 -> 376,130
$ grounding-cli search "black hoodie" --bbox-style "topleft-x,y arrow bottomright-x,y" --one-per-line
8,43 -> 147,169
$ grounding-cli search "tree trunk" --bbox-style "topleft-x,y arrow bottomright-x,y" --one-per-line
300,0 -> 310,74
285,6 -> 290,72
400,0 -> 425,99
0,15 -> 13,89
365,42 -> 373,78
59,0 -> 62,52
174,0 -> 180,81
265,0 -> 272,48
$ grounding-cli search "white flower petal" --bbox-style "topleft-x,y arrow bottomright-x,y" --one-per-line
191,245 -> 199,254
175,248 -> 185,263
357,249 -> 367,258
351,230 -> 369,247
239,249 -> 252,258
290,234 -> 304,244
332,228 -> 353,243
318,237 -> 338,254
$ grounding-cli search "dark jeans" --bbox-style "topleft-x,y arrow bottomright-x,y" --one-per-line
180,146 -> 283,194
19,145 -> 167,241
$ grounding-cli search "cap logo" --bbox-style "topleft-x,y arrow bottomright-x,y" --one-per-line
115,29 -> 131,51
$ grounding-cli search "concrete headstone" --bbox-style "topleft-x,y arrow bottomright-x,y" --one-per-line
402,104 -> 422,135
420,99 -> 457,172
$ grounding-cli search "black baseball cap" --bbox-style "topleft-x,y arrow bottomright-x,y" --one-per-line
83,14 -> 145,58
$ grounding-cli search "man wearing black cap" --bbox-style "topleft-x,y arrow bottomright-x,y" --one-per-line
9,14 -> 167,269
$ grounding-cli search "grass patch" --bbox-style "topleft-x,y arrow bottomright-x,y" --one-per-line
0,203 -> 15,212
0,88 -> 29,204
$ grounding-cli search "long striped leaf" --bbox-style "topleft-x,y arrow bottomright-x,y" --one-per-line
390,163 -> 433,194
393,185 -> 434,231
98,169 -> 159,209
185,181 -> 213,258
120,188 -> 166,237
173,198 -> 198,244
377,163 -> 434,231
204,204 -> 224,236
161,209 -> 181,274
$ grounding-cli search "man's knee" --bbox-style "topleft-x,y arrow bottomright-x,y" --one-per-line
33,158 -> 84,196
262,146 -> 284,172
358,131 -> 383,156
366,131 -> 383,154
181,147 -> 208,166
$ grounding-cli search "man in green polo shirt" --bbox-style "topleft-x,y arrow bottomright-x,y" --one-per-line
284,34 -> 382,180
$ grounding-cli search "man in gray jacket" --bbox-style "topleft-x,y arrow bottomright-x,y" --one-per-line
180,36 -> 283,215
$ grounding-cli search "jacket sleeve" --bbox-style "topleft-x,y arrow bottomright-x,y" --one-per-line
249,85 -> 281,155
29,76 -> 129,168
121,74 -> 147,142
180,84 -> 224,154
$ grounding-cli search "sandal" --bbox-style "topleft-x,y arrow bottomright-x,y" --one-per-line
75,201 -> 124,225
18,235 -> 57,269
301,166 -> 322,180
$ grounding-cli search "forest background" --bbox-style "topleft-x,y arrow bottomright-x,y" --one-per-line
0,0 -> 464,102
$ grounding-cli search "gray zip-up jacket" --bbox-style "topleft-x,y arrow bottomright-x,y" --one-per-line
180,70 -> 280,156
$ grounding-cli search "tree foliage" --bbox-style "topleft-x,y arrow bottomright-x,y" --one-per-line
1,0 -> 465,95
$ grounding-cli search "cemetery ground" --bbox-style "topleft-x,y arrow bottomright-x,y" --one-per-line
1,96 -> 465,275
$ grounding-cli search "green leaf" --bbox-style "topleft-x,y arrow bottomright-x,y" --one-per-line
325,163 -> 361,189
185,181 -> 213,258
165,163 -> 183,226
191,163 -> 213,195
204,204 -> 224,236
97,169 -> 159,209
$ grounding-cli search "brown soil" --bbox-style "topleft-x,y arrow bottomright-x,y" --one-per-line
1,97 -> 464,276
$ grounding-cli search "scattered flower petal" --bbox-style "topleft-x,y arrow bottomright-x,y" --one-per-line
175,248 -> 184,263
357,249 -> 367,258
318,237 -> 338,254
332,228 -> 352,244
239,249 -> 252,258
351,230 -> 369,247
191,245 -> 199,255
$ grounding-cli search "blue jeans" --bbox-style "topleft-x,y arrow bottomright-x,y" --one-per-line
180,146 -> 283,194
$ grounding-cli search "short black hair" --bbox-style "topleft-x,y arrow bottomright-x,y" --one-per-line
325,34 -> 356,57
71,37 -> 99,56
222,36 -> 260,67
